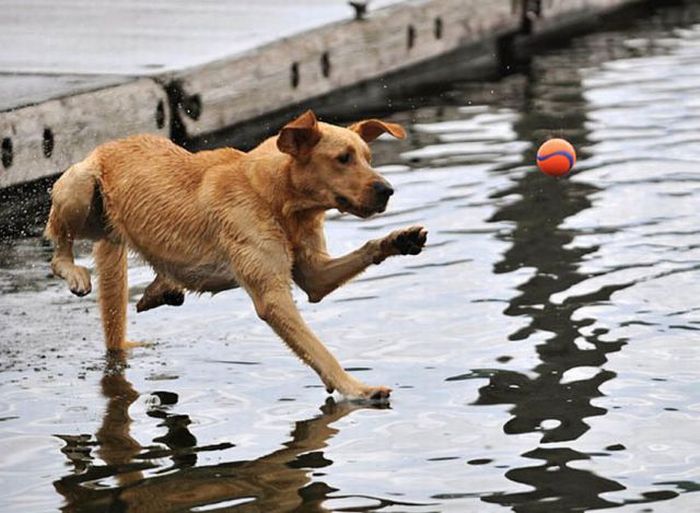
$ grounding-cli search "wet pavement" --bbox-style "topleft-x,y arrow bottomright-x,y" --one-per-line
1,2 -> 700,512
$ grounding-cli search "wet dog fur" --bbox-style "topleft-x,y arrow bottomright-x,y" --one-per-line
44,110 -> 427,400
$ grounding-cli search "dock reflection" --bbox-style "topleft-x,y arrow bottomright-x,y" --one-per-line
482,447 -> 625,511
475,26 -> 630,512
476,40 -> 626,443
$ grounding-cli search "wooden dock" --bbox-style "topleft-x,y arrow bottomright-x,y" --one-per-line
0,0 -> 649,191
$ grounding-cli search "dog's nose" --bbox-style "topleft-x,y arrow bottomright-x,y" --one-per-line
372,181 -> 394,198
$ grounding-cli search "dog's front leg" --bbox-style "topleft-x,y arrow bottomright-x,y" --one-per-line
294,225 -> 427,303
238,273 -> 390,400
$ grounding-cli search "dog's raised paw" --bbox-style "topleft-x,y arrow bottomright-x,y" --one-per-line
389,226 -> 428,256
68,266 -> 92,296
136,289 -> 185,312
163,290 -> 185,306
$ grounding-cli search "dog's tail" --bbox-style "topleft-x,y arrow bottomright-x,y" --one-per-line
44,206 -> 59,241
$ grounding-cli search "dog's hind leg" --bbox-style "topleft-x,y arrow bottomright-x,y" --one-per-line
46,228 -> 92,296
94,240 -> 129,351
44,158 -> 102,296
136,274 -> 185,313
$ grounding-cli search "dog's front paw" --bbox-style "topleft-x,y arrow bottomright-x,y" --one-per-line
362,385 -> 392,401
380,225 -> 428,259
342,384 -> 392,402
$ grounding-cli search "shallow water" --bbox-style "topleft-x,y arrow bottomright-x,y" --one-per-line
2,4 -> 700,512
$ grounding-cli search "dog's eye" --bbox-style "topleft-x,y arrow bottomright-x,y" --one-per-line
336,152 -> 352,165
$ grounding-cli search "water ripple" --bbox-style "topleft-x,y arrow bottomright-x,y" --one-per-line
2,3 -> 700,513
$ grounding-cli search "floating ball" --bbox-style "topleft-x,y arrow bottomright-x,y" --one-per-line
536,138 -> 576,177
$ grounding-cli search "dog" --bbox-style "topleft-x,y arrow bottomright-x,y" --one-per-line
45,110 -> 427,400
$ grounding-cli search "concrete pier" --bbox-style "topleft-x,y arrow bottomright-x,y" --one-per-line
0,0 -> 650,191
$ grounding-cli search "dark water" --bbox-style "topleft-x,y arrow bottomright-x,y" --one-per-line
2,4 -> 700,512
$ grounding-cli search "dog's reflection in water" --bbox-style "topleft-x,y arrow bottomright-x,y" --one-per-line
54,353 -> 385,513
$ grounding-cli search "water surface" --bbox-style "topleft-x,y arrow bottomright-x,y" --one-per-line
1,3 -> 700,512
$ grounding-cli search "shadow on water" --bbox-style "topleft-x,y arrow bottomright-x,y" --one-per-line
53,353 -> 416,513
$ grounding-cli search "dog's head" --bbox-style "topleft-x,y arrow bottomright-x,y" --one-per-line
277,110 -> 405,218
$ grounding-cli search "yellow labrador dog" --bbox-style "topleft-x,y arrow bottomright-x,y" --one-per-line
45,110 -> 427,400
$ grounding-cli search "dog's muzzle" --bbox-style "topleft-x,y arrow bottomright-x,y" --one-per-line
336,180 -> 394,217
371,180 -> 394,212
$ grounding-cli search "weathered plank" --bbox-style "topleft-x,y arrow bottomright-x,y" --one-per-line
0,74 -> 129,113
0,79 -> 169,189
168,0 -> 523,137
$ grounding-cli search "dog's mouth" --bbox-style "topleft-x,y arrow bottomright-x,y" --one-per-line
336,195 -> 383,218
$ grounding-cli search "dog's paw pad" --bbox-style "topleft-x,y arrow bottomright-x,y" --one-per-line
390,226 -> 428,255
137,290 -> 185,312
70,285 -> 91,297
163,291 -> 185,306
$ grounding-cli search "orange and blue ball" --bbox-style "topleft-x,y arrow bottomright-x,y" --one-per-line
536,138 -> 576,177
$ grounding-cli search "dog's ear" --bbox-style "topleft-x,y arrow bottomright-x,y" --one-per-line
349,119 -> 406,143
277,110 -> 322,158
